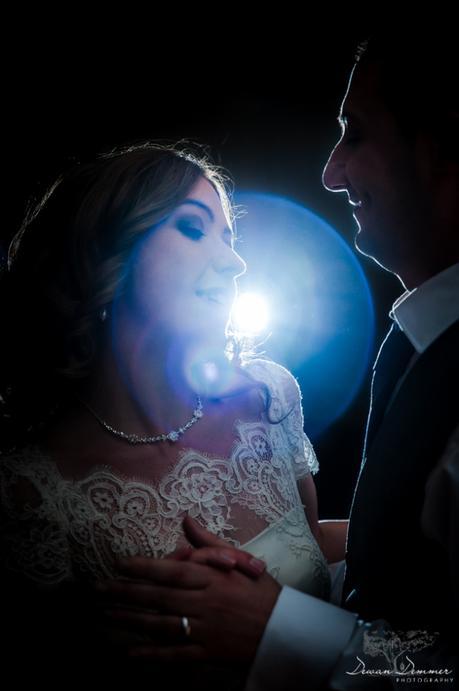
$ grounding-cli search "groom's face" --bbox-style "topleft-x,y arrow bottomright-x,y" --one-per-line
322,62 -> 435,286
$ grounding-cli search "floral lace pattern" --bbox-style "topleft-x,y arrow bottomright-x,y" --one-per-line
0,359 -> 328,596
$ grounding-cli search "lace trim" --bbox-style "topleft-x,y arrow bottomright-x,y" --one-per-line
0,359 -> 322,586
242,358 -> 319,478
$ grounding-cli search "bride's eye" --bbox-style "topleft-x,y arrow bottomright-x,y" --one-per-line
177,218 -> 205,241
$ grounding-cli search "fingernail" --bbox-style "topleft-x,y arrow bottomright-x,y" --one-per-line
249,557 -> 266,575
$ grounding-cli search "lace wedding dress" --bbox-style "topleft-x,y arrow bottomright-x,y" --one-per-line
0,359 -> 330,599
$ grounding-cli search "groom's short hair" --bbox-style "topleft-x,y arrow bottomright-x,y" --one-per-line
355,22 -> 458,161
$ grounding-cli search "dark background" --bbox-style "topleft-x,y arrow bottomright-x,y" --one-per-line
4,23 -> 402,517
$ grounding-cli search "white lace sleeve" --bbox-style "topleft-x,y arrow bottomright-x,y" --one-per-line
0,450 -> 71,586
242,358 -> 319,479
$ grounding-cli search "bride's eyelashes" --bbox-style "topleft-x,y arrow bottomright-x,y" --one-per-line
177,217 -> 205,241
176,215 -> 237,248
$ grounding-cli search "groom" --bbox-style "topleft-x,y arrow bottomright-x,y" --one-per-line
102,28 -> 459,687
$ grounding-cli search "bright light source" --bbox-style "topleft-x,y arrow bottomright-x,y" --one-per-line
202,361 -> 219,383
232,292 -> 269,335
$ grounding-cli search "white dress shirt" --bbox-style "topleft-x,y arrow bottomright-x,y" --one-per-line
391,262 -> 459,353
246,262 -> 459,690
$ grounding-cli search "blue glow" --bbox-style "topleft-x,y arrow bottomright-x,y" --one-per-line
234,192 -> 375,439
232,292 -> 270,335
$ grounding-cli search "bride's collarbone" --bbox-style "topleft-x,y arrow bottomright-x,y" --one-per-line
40,385 -> 265,481
40,416 -> 172,480
208,380 -> 265,419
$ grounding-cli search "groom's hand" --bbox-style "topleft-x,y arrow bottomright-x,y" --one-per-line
98,555 -> 281,666
169,516 -> 266,579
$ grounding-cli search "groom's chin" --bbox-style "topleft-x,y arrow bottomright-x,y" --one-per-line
355,229 -> 384,266
354,228 -> 374,261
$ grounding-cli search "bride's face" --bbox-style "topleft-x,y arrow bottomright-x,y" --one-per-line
125,176 -> 246,341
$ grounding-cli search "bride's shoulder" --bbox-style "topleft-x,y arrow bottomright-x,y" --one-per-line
0,443 -> 50,471
0,442 -> 59,488
0,443 -> 57,515
242,357 -> 300,391
241,358 -> 302,411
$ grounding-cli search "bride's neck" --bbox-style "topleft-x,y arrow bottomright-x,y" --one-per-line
80,325 -> 198,438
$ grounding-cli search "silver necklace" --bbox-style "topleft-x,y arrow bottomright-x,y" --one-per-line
80,396 -> 203,444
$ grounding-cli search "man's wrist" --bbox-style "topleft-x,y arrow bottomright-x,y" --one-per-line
246,586 -> 358,691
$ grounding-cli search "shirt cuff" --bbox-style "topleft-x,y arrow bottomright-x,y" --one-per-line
246,586 -> 358,691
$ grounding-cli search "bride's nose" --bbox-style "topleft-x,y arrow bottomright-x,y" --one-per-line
212,240 -> 246,279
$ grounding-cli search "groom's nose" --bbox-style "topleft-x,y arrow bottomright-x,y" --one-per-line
322,139 -> 348,192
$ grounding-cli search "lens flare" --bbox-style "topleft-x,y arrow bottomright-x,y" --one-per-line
233,191 -> 375,437
232,292 -> 269,335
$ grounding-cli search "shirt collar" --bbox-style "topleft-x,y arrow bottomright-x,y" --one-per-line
391,262 -> 459,353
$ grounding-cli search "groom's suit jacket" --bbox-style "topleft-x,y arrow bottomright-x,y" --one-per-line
344,318 -> 459,633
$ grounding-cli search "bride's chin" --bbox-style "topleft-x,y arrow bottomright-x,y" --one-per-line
178,317 -> 230,346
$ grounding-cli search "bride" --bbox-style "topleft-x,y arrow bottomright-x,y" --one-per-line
0,142 -> 344,681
